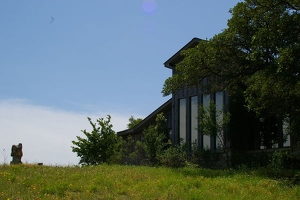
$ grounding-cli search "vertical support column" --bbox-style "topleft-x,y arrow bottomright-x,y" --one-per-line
186,95 -> 191,153
172,95 -> 178,145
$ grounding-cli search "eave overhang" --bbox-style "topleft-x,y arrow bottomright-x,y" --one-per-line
117,99 -> 172,137
163,37 -> 201,69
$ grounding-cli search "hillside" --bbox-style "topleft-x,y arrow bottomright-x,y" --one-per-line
1,164 -> 299,199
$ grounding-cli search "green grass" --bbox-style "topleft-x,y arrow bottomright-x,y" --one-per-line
0,164 -> 300,199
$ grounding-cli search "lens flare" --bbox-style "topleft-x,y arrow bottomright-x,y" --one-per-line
142,0 -> 157,14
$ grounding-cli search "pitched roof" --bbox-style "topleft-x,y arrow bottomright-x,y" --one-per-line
117,99 -> 172,137
164,37 -> 201,69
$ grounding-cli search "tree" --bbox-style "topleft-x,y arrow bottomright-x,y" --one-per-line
71,115 -> 120,165
162,0 -> 300,129
142,113 -> 169,165
198,101 -> 230,166
127,116 -> 143,129
199,101 -> 230,150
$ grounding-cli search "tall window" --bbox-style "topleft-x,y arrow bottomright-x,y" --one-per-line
191,96 -> 198,144
179,98 -> 186,142
283,119 -> 291,147
284,135 -> 291,147
216,92 -> 224,150
202,94 -> 210,149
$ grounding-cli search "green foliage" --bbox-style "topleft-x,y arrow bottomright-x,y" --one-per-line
258,116 -> 282,149
121,136 -> 136,165
162,0 -> 300,126
159,145 -> 187,168
199,101 -> 230,150
123,113 -> 188,167
131,141 -> 148,165
233,150 -> 299,170
71,115 -> 121,165
234,151 -> 270,168
199,101 -> 217,137
143,113 -> 169,165
127,116 -> 143,129
190,144 -> 212,167
121,136 -> 147,165
269,151 -> 292,171
106,136 -> 123,165
197,101 -> 231,167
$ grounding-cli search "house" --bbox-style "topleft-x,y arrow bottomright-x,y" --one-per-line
117,38 -> 294,165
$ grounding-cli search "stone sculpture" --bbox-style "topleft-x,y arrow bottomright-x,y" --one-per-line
10,143 -> 23,164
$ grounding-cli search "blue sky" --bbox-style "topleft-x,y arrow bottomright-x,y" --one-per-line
0,0 -> 240,165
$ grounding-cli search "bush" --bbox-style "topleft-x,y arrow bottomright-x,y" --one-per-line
231,151 -> 270,168
121,136 -> 137,165
71,115 -> 121,165
189,144 -> 212,167
121,138 -> 148,165
269,151 -> 292,171
159,145 -> 187,168
142,113 -> 169,165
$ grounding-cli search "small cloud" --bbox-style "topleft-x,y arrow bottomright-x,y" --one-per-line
49,16 -> 55,24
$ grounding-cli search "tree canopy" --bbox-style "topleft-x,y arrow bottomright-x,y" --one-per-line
127,116 -> 143,129
162,0 -> 300,119
71,115 -> 120,165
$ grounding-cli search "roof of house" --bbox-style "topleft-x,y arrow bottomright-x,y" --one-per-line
117,98 -> 172,137
163,37 -> 201,69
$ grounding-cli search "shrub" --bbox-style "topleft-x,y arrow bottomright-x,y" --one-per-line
71,115 -> 121,165
189,144 -> 212,167
159,145 -> 187,168
121,138 -> 147,165
142,113 -> 169,165
269,151 -> 292,171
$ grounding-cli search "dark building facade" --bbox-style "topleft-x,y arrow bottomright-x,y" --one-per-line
117,38 -> 294,163
163,38 -> 231,153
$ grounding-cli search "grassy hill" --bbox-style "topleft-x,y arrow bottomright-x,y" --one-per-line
1,164 -> 300,199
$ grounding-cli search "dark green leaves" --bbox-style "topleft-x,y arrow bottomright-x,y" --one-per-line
162,0 -> 300,120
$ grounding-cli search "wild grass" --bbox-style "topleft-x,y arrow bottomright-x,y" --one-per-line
0,164 -> 300,199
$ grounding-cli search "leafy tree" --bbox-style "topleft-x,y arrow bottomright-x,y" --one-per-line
199,101 -> 230,150
162,0 -> 300,132
198,101 -> 231,166
143,113 -> 169,165
71,115 -> 121,165
127,116 -> 143,129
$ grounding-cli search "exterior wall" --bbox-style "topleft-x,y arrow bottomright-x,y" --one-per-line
170,83 -> 293,168
169,71 -> 291,154
173,86 -> 201,151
